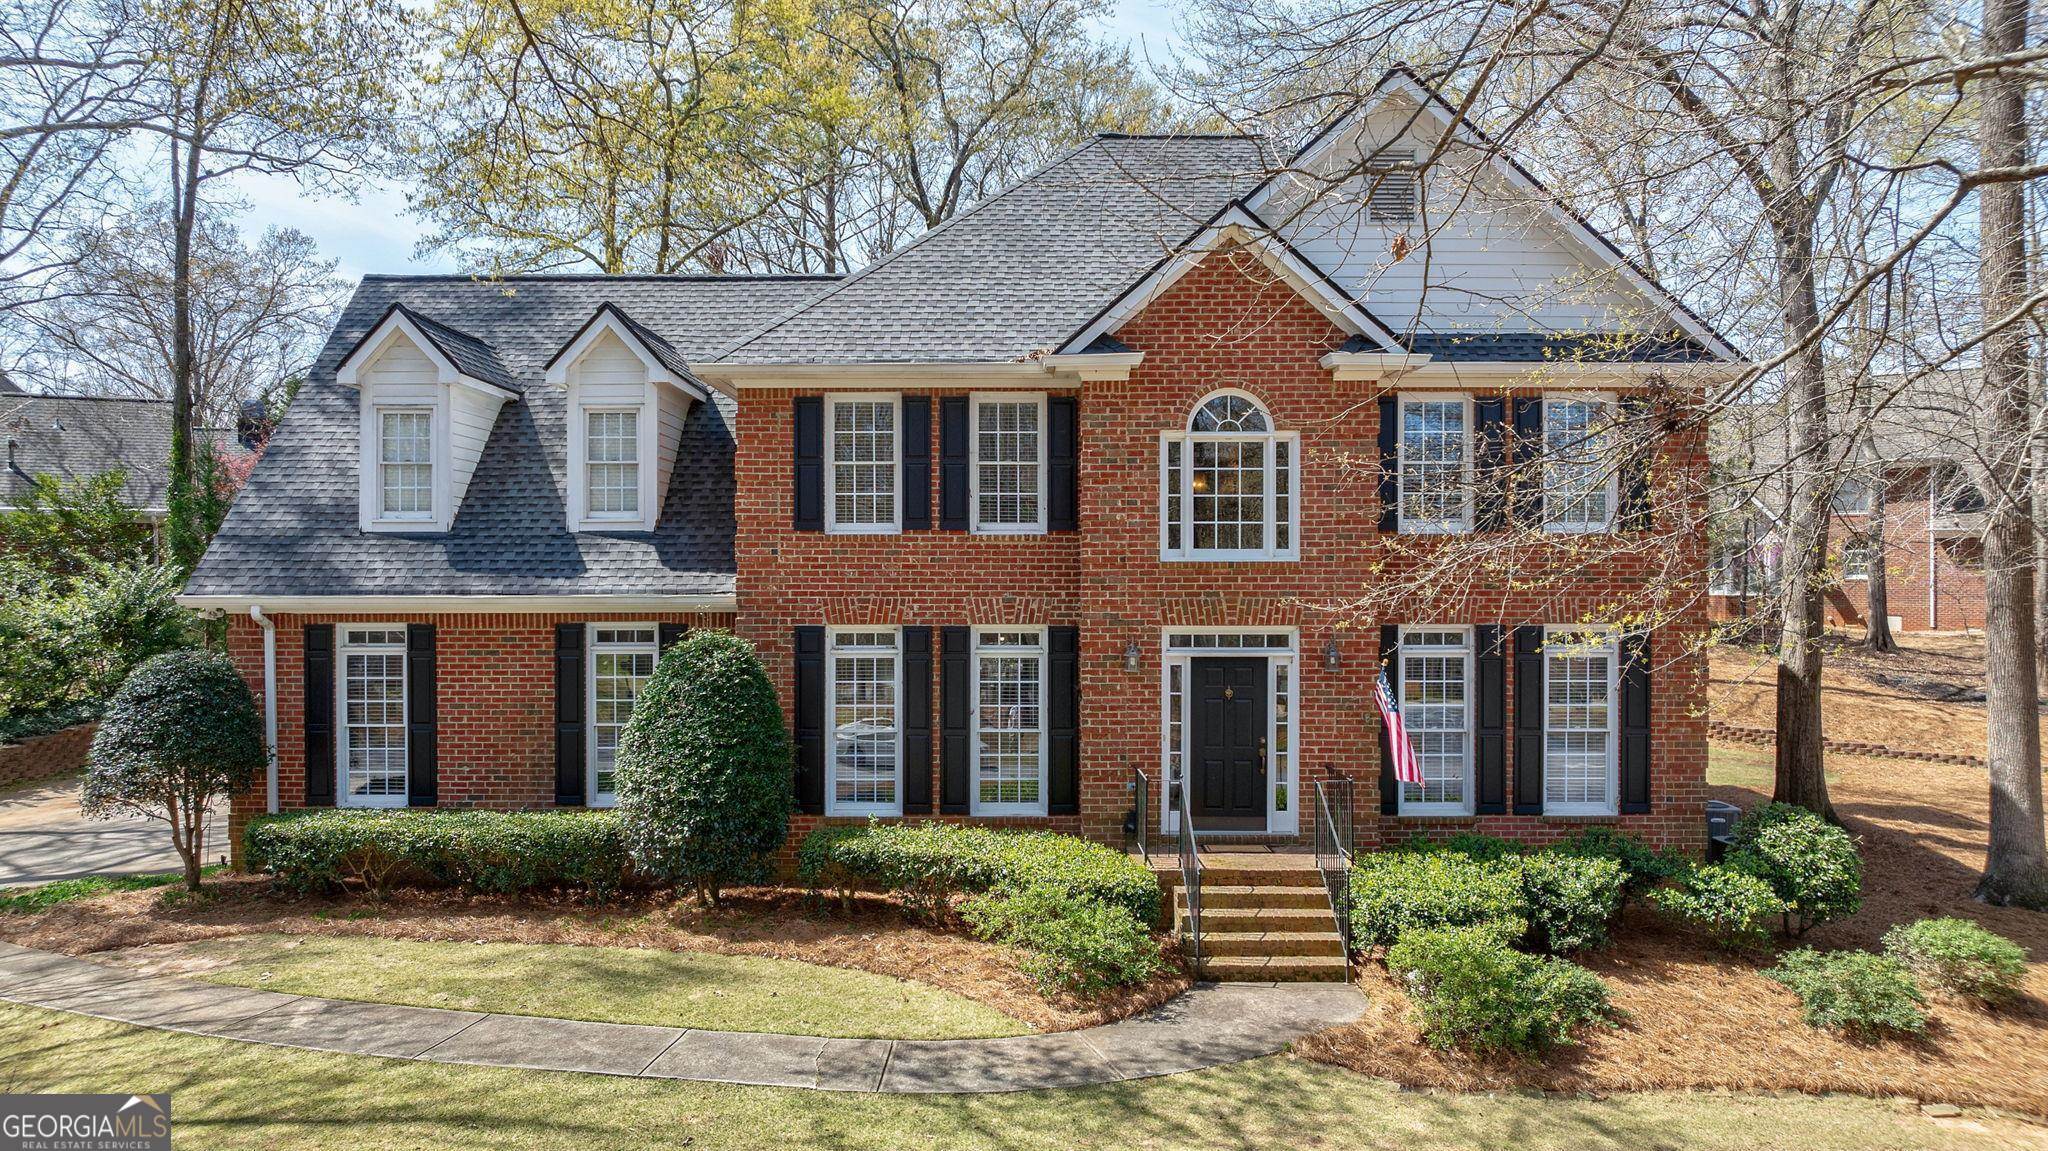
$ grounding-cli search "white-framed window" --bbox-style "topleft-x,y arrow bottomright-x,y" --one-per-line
827,395 -> 899,533
1160,391 -> 1298,561
1543,628 -> 1618,815
973,628 -> 1046,814
584,408 -> 642,520
1544,393 -> 1617,533
338,626 -> 409,808
1399,627 -> 1473,815
587,624 -> 658,807
1839,535 -> 1874,581
972,394 -> 1046,533
1398,394 -> 1470,533
377,408 -> 435,521
827,627 -> 901,814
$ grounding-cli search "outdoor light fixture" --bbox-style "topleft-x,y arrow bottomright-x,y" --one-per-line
1124,640 -> 1142,672
1324,637 -> 1342,672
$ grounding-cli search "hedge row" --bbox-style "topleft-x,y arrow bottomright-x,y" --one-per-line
1351,832 -> 1637,956
796,822 -> 1161,925
244,809 -> 636,899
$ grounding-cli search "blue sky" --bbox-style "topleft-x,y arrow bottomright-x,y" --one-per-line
229,0 -> 1185,281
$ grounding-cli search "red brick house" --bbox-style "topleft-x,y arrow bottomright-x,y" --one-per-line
182,71 -> 1742,866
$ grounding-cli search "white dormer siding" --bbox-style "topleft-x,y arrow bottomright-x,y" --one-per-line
337,310 -> 513,534
548,310 -> 703,533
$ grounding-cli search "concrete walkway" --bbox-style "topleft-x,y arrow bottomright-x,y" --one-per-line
0,941 -> 1365,1093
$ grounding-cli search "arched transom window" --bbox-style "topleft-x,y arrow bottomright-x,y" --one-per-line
1161,392 -> 1299,560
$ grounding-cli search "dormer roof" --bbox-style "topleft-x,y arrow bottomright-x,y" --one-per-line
336,302 -> 519,396
544,302 -> 706,399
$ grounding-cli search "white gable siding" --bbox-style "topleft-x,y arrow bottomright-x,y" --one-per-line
570,330 -> 647,396
654,384 -> 687,518
363,336 -> 438,394
448,385 -> 509,509
1268,98 -> 1667,336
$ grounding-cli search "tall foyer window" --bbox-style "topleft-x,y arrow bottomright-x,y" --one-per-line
828,397 -> 898,532
1161,391 -> 1297,560
828,628 -> 900,814
378,409 -> 434,520
1398,395 -> 1470,532
338,626 -> 408,808
588,625 -> 657,807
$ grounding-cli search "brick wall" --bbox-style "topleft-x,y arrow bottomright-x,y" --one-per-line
1822,466 -> 1987,632
222,610 -> 732,859
0,722 -> 96,791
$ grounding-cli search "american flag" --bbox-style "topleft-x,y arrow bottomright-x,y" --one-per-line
1376,668 -> 1425,787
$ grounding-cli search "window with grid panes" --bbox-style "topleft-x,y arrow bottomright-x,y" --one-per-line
973,397 -> 1044,530
585,409 -> 641,517
339,627 -> 408,807
1400,628 -> 1472,813
378,410 -> 433,519
828,629 -> 900,813
973,629 -> 1044,812
1544,631 -> 1617,813
1162,393 -> 1295,559
828,398 -> 898,531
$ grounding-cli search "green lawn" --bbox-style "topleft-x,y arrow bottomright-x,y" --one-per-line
132,932 -> 1027,1040
0,1004 -> 2027,1151
1709,742 -> 1775,791
0,868 -> 220,915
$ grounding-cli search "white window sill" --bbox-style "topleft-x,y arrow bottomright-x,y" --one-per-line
1544,523 -> 1612,535
972,804 -> 1049,818
824,525 -> 901,536
1397,804 -> 1474,818
1399,524 -> 1471,536
1543,804 -> 1619,818
339,795 -> 408,810
1160,551 -> 1300,563
588,794 -> 618,809
826,803 -> 902,818
972,524 -> 1048,536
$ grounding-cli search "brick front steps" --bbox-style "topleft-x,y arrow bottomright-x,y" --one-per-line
1169,859 -> 1349,983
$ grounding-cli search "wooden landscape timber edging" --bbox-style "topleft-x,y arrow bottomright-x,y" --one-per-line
1708,721 -> 1986,768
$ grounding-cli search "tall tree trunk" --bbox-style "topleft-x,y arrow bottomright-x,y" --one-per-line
1864,474 -> 1896,651
165,82 -> 204,570
1974,0 -> 2048,908
1773,230 -> 1835,819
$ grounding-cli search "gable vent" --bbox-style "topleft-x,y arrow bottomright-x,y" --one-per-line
1366,151 -> 1419,223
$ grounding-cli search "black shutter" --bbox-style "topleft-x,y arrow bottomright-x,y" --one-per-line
1513,626 -> 1545,814
1620,631 -> 1652,813
940,626 -> 971,812
658,622 -> 686,653
1048,626 -> 1080,814
1048,395 -> 1078,532
1619,396 -> 1653,531
303,625 -> 335,807
1475,624 -> 1506,814
1512,397 -> 1544,528
1378,624 -> 1400,814
793,627 -> 826,814
792,397 -> 824,531
901,396 -> 932,530
902,626 -> 933,813
940,397 -> 970,530
1377,395 -> 1399,532
406,624 -> 437,807
554,623 -> 586,806
1474,397 -> 1508,532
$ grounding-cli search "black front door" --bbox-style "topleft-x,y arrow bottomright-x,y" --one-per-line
1191,657 -> 1268,829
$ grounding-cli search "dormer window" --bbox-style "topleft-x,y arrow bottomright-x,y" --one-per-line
336,303 -> 516,534
546,304 -> 705,533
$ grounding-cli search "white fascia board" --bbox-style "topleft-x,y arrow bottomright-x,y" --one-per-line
1036,350 -> 1144,381
1250,70 -> 1741,364
176,593 -> 738,615
1059,205 -> 1401,355
337,309 -> 517,400
1319,351 -> 1432,381
546,309 -> 707,402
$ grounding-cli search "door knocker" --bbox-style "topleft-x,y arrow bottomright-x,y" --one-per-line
1223,686 -> 1235,700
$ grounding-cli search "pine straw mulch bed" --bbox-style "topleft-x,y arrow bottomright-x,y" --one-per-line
0,881 -> 1190,1034
1298,753 -> 2048,1118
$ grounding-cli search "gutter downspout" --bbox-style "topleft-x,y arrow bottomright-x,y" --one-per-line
249,605 -> 279,814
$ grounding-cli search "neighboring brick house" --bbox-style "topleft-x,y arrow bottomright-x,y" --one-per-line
182,70 -> 1743,863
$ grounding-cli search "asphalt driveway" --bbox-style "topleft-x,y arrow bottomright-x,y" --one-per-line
0,775 -> 227,888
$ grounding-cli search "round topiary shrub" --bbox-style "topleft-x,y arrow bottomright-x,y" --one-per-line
1728,802 -> 1863,934
614,630 -> 793,905
83,649 -> 264,891
1881,917 -> 2029,1003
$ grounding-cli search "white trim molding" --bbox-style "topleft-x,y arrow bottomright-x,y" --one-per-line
175,593 -> 738,614
1158,628 -> 1300,836
335,306 -> 515,401
543,305 -> 707,402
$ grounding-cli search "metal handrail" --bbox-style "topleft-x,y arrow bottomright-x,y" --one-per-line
1313,773 -> 1355,962
1174,774 -> 1203,966
1127,765 -> 1151,864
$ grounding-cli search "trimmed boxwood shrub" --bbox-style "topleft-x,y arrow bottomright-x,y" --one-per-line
244,809 -> 635,900
1386,925 -> 1612,1053
1518,853 -> 1625,954
1550,826 -> 1687,898
1645,862 -> 1784,949
613,630 -> 793,906
1727,802 -> 1862,934
963,885 -> 1165,996
796,822 -> 1159,925
1348,851 -> 1527,951
1766,948 -> 1927,1038
1882,917 -> 2029,1003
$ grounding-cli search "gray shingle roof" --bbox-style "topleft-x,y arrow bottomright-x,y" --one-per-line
183,275 -> 836,599
348,303 -> 519,393
2,393 -> 227,512
711,135 -> 1275,365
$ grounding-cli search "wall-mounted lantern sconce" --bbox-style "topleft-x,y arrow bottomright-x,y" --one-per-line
1323,637 -> 1342,673
1124,640 -> 1142,672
